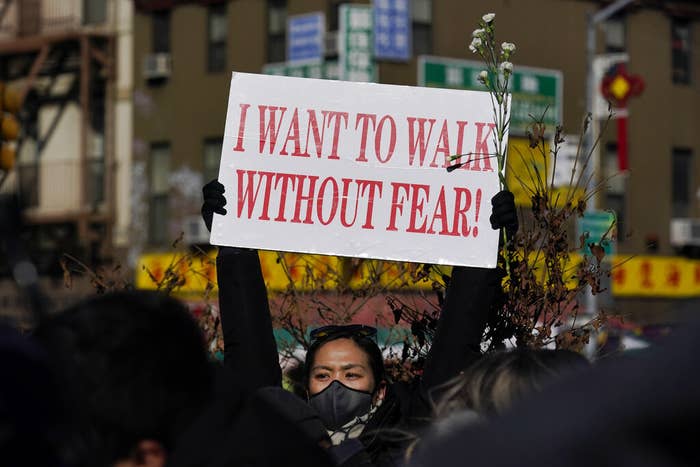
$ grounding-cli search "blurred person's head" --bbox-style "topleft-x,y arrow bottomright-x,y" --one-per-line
435,348 -> 589,419
0,325 -> 66,466
303,325 -> 387,431
34,291 -> 213,467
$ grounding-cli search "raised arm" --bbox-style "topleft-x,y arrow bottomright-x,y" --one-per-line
421,191 -> 517,390
202,180 -> 282,392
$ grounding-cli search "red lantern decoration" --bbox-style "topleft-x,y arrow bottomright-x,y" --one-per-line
600,63 -> 645,172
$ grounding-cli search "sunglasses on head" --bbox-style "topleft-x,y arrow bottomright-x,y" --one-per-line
310,324 -> 378,343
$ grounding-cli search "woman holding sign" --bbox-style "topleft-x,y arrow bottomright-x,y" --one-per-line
201,179 -> 517,466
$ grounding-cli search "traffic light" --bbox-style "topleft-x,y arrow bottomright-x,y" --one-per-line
0,82 -> 21,172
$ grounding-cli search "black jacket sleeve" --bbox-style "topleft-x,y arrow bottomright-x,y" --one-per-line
216,247 -> 282,392
421,265 -> 502,390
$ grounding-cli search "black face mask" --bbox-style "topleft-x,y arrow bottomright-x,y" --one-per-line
308,380 -> 373,431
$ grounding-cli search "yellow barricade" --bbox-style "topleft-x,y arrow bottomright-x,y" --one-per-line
135,250 -> 700,299
609,255 -> 700,298
135,251 -> 440,295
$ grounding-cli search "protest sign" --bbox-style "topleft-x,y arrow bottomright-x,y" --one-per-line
210,72 -> 507,268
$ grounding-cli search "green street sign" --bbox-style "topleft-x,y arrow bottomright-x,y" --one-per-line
417,55 -> 562,136
338,4 -> 376,82
262,60 -> 339,80
577,210 -> 617,257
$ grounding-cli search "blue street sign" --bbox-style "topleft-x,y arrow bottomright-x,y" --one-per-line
373,0 -> 411,61
288,12 -> 325,64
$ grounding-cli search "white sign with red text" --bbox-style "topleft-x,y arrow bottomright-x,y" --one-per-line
210,72 -> 506,268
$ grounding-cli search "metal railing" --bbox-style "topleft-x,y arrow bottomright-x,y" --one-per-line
0,0 -> 109,38
41,0 -> 83,33
0,0 -> 19,39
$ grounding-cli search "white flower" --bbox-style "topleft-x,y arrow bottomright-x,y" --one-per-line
499,61 -> 513,73
501,42 -> 516,53
469,37 -> 482,53
478,70 -> 489,83
472,28 -> 485,38
482,13 -> 495,23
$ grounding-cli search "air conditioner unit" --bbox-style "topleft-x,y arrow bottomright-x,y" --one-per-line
184,215 -> 211,245
143,53 -> 172,80
324,31 -> 338,57
670,218 -> 700,247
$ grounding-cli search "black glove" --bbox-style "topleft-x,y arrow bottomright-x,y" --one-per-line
255,386 -> 331,447
201,179 -> 227,232
489,190 -> 518,238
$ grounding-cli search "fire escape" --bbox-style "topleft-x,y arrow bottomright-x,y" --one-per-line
0,0 -> 116,270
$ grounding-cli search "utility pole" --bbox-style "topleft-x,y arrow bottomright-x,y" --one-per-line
584,0 -> 634,319
585,0 -> 635,208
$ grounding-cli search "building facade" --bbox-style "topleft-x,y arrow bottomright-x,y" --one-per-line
1,0 -> 699,319
129,0 -> 700,318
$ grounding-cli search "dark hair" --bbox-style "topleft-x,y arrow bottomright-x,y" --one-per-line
284,362 -> 308,399
303,332 -> 386,392
33,291 -> 213,466
434,348 -> 589,418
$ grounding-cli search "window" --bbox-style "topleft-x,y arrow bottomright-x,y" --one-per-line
208,3 -> 227,72
267,0 -> 287,62
203,138 -> 223,183
604,142 -> 626,243
18,140 -> 39,208
411,0 -> 432,56
603,16 -> 626,53
152,10 -> 171,54
671,18 -> 691,84
17,1 -> 40,36
87,137 -> 105,205
149,143 -> 171,245
672,148 -> 693,218
88,98 -> 105,205
83,0 -> 107,25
